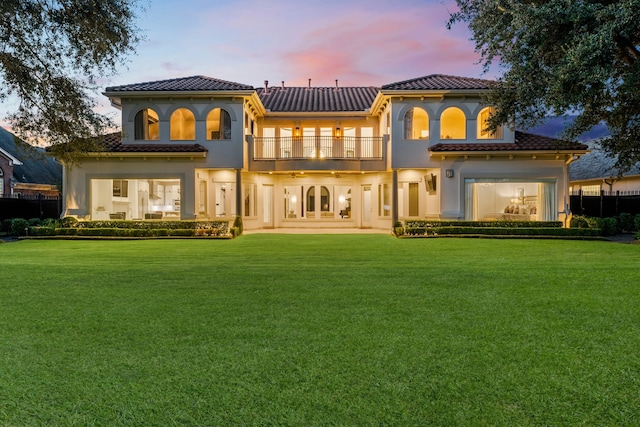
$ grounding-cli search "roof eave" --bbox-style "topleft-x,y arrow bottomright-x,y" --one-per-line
103,89 -> 257,99
85,151 -> 207,158
429,149 -> 589,158
380,89 -> 489,97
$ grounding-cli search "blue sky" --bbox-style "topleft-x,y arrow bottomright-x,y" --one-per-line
2,0 -> 495,129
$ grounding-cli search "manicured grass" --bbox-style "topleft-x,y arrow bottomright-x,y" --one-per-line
1,236 -> 639,425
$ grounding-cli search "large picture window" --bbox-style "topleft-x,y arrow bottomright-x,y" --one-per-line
91,178 -> 181,220
464,179 -> 556,221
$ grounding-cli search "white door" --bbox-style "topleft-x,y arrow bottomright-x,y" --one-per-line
263,185 -> 274,227
362,185 -> 372,227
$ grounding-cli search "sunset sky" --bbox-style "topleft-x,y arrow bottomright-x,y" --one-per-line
2,0 -> 498,128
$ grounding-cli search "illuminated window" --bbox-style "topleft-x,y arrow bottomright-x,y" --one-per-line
440,107 -> 466,139
207,108 -> 231,140
134,109 -> 159,140
581,185 -> 601,196
378,183 -> 391,217
112,179 -> 128,197
0,168 -> 4,196
477,107 -> 503,139
170,108 -> 196,140
404,108 -> 429,139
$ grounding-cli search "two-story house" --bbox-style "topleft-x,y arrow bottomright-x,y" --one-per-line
61,74 -> 588,230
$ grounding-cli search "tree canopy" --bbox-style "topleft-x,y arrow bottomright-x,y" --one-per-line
0,0 -> 142,163
449,0 -> 640,171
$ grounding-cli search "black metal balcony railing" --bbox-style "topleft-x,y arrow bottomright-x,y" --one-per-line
253,136 -> 383,160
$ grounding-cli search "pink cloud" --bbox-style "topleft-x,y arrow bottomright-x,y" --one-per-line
276,3 -> 483,86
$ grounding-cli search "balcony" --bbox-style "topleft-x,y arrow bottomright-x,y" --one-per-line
248,136 -> 387,172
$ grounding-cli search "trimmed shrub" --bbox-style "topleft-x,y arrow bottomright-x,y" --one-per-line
28,226 -> 57,236
27,218 -> 42,227
570,216 -> 590,228
635,214 -> 640,232
11,218 -> 28,236
55,228 -> 78,236
61,217 -> 78,228
600,217 -> 618,236
617,213 -> 634,232
233,216 -> 243,235
42,218 -> 59,228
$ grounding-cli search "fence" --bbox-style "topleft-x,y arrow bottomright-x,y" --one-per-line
570,191 -> 640,217
0,195 -> 62,221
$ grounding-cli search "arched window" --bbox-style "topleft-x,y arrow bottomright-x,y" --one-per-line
170,108 -> 196,140
477,107 -> 503,139
404,107 -> 429,139
440,107 -> 466,139
207,108 -> 231,140
134,109 -> 159,140
306,186 -> 330,213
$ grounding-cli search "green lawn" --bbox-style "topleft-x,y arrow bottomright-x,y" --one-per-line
1,236 -> 639,425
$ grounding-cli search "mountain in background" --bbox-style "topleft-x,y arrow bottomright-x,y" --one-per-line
527,116 -> 609,141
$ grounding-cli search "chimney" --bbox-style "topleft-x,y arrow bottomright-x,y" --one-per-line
335,79 -> 339,91
264,80 -> 269,94
281,81 -> 285,90
308,78 -> 311,90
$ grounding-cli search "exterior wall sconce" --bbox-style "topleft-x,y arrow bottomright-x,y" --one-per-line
335,127 -> 341,138
294,126 -> 300,137
446,169 -> 454,178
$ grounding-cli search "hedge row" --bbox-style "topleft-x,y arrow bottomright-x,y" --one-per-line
403,226 -> 601,237
403,220 -> 563,229
29,227 -> 197,237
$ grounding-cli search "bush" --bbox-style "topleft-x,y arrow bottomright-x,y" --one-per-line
617,213 -> 634,232
600,217 -> 618,236
61,217 -> 78,228
635,214 -> 640,232
27,218 -> 42,227
28,226 -> 57,236
233,216 -> 243,235
10,218 -> 28,236
570,216 -> 590,228
42,218 -> 59,228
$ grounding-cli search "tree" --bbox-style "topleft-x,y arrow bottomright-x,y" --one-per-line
0,0 -> 142,163
449,0 -> 640,171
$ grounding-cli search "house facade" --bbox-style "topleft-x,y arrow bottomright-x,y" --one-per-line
62,74 -> 588,230
0,126 -> 61,198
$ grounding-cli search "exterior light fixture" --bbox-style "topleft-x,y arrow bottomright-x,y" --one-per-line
295,126 -> 300,137
446,169 -> 454,178
335,127 -> 341,138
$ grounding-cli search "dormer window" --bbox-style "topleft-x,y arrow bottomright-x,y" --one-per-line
170,108 -> 196,140
134,109 -> 159,140
207,108 -> 231,140
477,107 -> 503,139
404,107 -> 429,139
440,107 -> 466,140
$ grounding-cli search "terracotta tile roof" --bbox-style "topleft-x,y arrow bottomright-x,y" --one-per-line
382,74 -> 495,91
430,131 -> 589,152
257,86 -> 379,112
97,133 -> 208,153
105,75 -> 254,92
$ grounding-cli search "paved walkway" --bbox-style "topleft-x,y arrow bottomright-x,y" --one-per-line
243,228 -> 391,235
